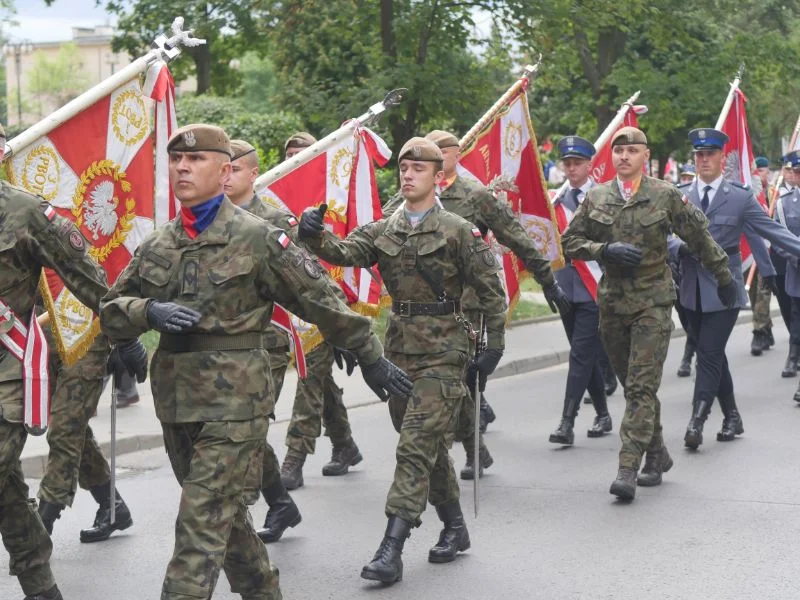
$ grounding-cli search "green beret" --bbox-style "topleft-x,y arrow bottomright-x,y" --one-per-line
284,131 -> 317,152
425,129 -> 460,149
230,139 -> 257,162
398,137 -> 443,162
755,156 -> 769,169
611,126 -> 648,147
168,124 -> 231,156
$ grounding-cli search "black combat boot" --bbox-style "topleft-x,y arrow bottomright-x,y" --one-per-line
428,501 -> 470,563
24,584 -> 63,600
460,441 -> 493,480
587,414 -> 612,437
257,480 -> 302,543
716,392 -> 744,442
751,329 -> 768,356
361,516 -> 412,584
322,439 -> 363,476
37,500 -> 64,535
782,344 -> 799,377
684,399 -> 710,449
609,466 -> 637,500
479,394 -> 496,434
637,447 -> 673,487
766,327 -> 775,348
583,395 -> 593,404
280,449 -> 306,490
549,397 -> 579,445
677,338 -> 695,377
80,485 -> 133,543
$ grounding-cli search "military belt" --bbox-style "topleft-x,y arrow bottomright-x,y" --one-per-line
723,246 -> 741,256
392,300 -> 461,317
605,263 -> 665,278
158,333 -> 266,353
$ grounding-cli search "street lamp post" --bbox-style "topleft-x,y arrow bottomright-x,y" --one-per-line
3,39 -> 33,126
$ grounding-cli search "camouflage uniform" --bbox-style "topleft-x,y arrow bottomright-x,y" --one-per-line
562,175 -> 732,469
100,196 -> 383,600
0,181 -> 109,597
304,203 -> 506,524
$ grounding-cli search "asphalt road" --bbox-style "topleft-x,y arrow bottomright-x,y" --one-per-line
3,321 -> 800,600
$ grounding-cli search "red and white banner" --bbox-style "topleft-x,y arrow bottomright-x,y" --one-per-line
6,70 -> 160,365
144,60 -> 178,226
553,202 -> 602,301
271,303 -> 306,379
457,84 -> 558,313
256,124 -> 390,353
591,105 -> 647,184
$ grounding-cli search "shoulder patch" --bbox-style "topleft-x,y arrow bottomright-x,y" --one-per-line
470,226 -> 482,238
278,232 -> 291,249
287,216 -> 298,227
40,202 -> 56,221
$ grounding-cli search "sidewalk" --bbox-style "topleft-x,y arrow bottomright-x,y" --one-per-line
19,302 -> 778,477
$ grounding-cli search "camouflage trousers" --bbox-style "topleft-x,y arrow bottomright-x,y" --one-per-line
285,341 -> 352,455
38,349 -> 111,507
748,274 -> 773,332
161,417 -> 281,600
0,387 -> 56,596
262,348 -> 290,492
384,350 -> 466,526
599,305 -> 673,470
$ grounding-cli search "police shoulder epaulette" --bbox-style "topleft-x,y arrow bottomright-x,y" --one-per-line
676,182 -> 691,189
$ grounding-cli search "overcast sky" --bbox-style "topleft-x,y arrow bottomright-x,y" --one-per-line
4,0 -> 113,43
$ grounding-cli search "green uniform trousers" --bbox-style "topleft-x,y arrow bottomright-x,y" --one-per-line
749,274 -> 773,332
384,350 -> 465,526
599,305 -> 673,469
261,347 -> 289,492
161,417 -> 281,600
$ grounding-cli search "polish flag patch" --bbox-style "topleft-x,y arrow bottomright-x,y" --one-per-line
471,226 -> 482,238
278,232 -> 291,249
287,216 -> 298,227
42,204 -> 56,221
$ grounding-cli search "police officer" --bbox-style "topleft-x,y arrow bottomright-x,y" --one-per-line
679,163 -> 696,185
548,135 -> 613,445
299,137 -> 508,583
672,128 -> 800,450
100,124 -> 412,600
562,126 -> 736,500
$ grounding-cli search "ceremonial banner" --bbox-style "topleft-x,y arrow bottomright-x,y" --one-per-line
457,76 -> 558,314
6,71 -> 158,364
256,124 -> 390,353
144,60 -> 179,226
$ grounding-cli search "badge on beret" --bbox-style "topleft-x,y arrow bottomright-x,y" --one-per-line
566,137 -> 574,146
411,145 -> 422,158
184,131 -> 197,148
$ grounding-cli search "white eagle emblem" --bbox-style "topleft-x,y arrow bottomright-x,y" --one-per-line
724,151 -> 741,183
84,181 -> 119,240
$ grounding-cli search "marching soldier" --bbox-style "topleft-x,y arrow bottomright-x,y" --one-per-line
279,132 -> 366,489
548,135 -> 613,445
672,129 -> 800,450
99,124 -> 411,600
299,137 -> 508,583
749,156 -> 776,356
36,329 -> 135,543
679,163 -> 696,185
0,121 -> 147,599
562,126 -> 736,501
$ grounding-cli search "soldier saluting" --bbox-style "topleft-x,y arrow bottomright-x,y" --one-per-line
100,124 -> 411,600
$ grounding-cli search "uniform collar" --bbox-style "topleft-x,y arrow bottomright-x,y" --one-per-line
387,202 -> 442,235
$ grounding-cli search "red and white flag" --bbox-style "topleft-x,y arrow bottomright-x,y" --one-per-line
256,124 -> 390,353
457,81 -> 558,314
144,60 -> 179,226
553,201 -> 603,300
591,105 -> 648,184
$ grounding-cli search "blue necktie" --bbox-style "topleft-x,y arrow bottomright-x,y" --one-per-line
701,185 -> 712,213
570,187 -> 581,210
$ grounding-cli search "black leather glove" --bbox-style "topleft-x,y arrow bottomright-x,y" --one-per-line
360,356 -> 413,401
146,301 -> 202,334
602,242 -> 643,267
109,339 -> 148,383
763,275 -> 780,296
542,281 -> 571,315
298,204 -> 327,239
717,278 -> 738,309
333,347 -> 358,376
466,347 -> 504,393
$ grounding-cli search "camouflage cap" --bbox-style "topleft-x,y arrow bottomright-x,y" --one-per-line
284,131 -> 317,152
425,129 -> 460,149
168,124 -> 231,156
229,139 -> 257,161
611,126 -> 648,147
398,137 -> 443,162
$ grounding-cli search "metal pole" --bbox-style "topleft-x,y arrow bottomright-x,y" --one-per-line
714,64 -> 744,131
110,369 -> 117,525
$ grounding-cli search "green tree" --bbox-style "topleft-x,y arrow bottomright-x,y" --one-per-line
26,42 -> 90,120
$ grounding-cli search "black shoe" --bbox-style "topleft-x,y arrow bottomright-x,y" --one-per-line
587,414 -> 612,438
609,467 -> 637,500
460,444 -> 493,480
638,447 -> 673,487
548,417 -> 575,445
80,485 -> 133,543
24,585 -> 63,600
684,400 -> 709,450
280,449 -> 306,490
677,340 -> 695,377
782,344 -> 799,377
361,516 -> 412,584
751,329 -> 767,356
716,412 -> 744,442
322,440 -> 363,476
37,500 -> 64,536
428,501 -> 470,563
257,480 -> 302,543
480,395 -> 496,425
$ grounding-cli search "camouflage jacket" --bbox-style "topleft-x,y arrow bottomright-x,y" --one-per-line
99,196 -> 383,423
305,204 -> 507,355
562,175 -> 732,314
0,182 -> 109,417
